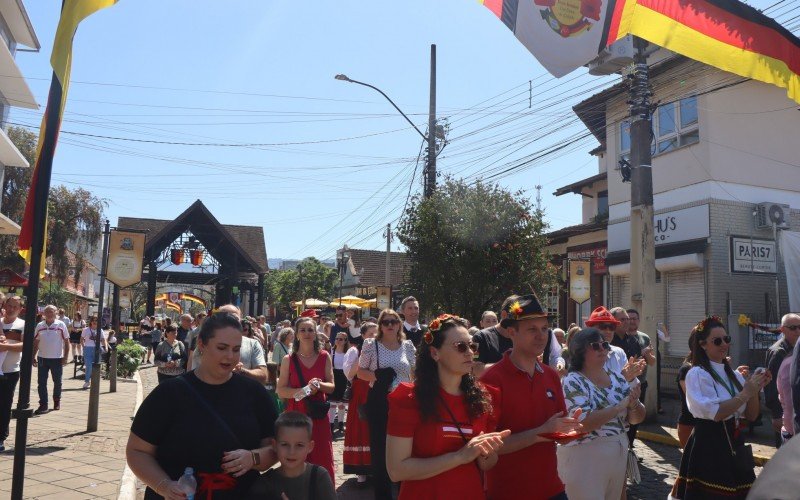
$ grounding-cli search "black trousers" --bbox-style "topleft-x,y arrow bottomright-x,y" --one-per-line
368,398 -> 393,500
0,371 -> 20,442
157,372 -> 180,384
628,381 -> 647,447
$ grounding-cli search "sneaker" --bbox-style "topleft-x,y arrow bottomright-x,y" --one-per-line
82,382 -> 90,390
33,406 -> 48,415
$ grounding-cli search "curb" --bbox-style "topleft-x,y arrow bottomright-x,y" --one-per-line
636,430 -> 771,466
117,369 -> 144,500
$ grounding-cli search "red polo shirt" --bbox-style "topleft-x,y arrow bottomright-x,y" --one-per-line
480,351 -> 566,500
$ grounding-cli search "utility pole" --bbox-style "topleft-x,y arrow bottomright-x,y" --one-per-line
628,37 -> 658,420
425,44 -> 437,198
385,223 -> 392,287
87,220 -> 111,432
535,185 -> 543,213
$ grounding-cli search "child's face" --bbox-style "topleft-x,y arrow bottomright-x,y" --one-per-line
275,427 -> 314,468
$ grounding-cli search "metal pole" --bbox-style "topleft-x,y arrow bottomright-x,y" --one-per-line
87,220 -> 110,432
385,224 -> 391,287
110,284 -> 119,393
425,44 -> 437,198
11,70 -> 65,500
628,37 -> 658,420
774,222 -> 781,320
339,254 -> 344,303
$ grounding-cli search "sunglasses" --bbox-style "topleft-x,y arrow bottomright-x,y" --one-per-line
336,337 -> 347,341
452,341 -> 479,354
589,341 -> 611,352
784,325 -> 800,331
596,323 -> 616,330
380,319 -> 400,326
706,335 -> 732,346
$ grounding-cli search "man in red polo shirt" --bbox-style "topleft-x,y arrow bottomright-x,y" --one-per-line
481,294 -> 582,500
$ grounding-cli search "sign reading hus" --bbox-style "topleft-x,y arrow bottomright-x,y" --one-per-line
608,204 -> 710,253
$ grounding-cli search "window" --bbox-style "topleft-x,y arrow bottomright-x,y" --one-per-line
597,190 -> 608,217
618,96 -> 699,164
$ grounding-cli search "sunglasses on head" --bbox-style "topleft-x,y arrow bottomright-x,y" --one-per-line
589,341 -> 611,351
706,335 -> 732,346
380,319 -> 400,326
596,323 -> 616,330
452,341 -> 479,354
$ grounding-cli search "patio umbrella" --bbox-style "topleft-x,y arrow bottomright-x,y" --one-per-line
337,295 -> 369,305
328,300 -> 363,310
291,298 -> 329,308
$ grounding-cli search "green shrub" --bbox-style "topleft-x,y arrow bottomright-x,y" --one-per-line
115,339 -> 145,378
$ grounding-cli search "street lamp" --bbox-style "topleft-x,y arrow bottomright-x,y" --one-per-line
338,247 -> 351,303
334,74 -> 428,141
296,263 -> 306,311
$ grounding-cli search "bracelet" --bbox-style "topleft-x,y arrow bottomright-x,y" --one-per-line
251,450 -> 261,466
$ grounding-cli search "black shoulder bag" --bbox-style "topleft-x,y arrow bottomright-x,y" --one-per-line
291,354 -> 331,420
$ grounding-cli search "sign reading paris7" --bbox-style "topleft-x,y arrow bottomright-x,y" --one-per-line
106,231 -> 145,288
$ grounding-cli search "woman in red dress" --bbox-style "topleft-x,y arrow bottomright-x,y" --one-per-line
343,322 -> 377,482
386,314 -> 510,500
276,316 -> 336,484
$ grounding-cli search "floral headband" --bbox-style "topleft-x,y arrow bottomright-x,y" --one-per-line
695,315 -> 722,334
424,314 -> 462,345
508,301 -> 525,319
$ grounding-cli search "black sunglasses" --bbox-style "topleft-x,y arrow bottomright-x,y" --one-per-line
452,341 -> 479,354
596,323 -> 616,330
589,341 -> 611,352
707,335 -> 732,346
380,319 -> 400,326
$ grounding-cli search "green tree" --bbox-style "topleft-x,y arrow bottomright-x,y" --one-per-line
48,185 -> 106,285
397,177 -> 558,323
0,126 -> 36,270
267,257 -> 338,313
39,281 -> 72,309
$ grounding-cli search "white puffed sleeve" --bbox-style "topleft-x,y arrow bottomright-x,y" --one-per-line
685,366 -> 744,420
343,346 -> 359,381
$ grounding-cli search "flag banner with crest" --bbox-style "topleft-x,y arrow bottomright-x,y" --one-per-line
18,0 -> 117,272
480,0 -> 616,77
607,0 -> 800,104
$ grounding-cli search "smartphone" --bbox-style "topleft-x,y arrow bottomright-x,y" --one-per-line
754,367 -> 766,376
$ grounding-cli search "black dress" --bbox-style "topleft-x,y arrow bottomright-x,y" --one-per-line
330,350 -> 348,401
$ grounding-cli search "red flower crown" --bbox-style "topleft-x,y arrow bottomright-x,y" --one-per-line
424,314 -> 461,345
695,315 -> 723,334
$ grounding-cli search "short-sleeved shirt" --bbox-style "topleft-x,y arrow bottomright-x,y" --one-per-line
561,369 -> 631,446
676,364 -> 697,426
358,338 -> 415,391
131,371 -> 278,499
34,320 -> 69,359
80,327 -> 106,348
473,326 -> 512,364
387,382 -> 499,500
777,356 -> 795,435
685,362 -> 746,421
480,352 -> 567,499
604,344 -> 629,377
246,464 -> 336,500
1,318 -> 24,373
239,336 -> 267,370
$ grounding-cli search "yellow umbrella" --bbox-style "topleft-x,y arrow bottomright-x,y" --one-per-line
336,295 -> 369,305
328,300 -> 363,310
291,298 -> 329,308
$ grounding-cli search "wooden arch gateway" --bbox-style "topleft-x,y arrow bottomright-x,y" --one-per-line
117,200 -> 268,317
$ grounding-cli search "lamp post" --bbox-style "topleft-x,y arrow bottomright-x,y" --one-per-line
338,247 -> 350,303
296,263 -> 305,312
335,44 -> 438,198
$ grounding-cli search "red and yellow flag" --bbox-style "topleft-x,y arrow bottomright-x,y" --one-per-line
607,0 -> 800,104
18,0 -> 117,273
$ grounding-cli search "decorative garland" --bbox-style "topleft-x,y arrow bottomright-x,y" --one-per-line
737,314 -> 781,335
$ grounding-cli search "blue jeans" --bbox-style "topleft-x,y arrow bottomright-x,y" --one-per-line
84,346 -> 95,382
37,357 -> 64,407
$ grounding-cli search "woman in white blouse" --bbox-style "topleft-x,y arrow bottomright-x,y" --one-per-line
358,309 -> 416,500
670,316 -> 769,500
559,328 -> 645,500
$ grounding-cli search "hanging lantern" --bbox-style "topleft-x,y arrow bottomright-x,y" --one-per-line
190,249 -> 204,266
170,249 -> 184,265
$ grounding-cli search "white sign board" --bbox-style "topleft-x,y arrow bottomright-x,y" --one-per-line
730,237 -> 776,273
608,204 -> 710,252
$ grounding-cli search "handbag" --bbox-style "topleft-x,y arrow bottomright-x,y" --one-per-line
291,354 -> 331,420
722,419 -> 755,477
626,448 -> 641,484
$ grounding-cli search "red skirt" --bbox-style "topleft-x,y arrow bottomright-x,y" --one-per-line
343,377 -> 372,475
286,398 -> 336,485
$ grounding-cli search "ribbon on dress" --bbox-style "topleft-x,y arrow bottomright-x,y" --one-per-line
197,472 -> 237,499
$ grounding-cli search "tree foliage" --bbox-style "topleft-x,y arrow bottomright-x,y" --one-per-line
267,257 -> 338,314
397,177 -> 558,323
39,281 -> 72,309
48,186 -> 106,285
0,126 -> 36,270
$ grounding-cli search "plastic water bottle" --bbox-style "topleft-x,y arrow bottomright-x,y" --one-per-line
177,467 -> 196,499
293,384 -> 313,401
166,353 -> 172,363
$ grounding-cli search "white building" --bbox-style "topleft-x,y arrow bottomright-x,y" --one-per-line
570,54 -> 800,380
0,1 -> 38,233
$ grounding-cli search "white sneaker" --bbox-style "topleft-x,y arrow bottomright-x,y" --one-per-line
82,382 -> 90,389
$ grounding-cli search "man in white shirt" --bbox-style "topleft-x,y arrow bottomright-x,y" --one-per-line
32,305 -> 70,414
192,305 -> 267,383
57,308 -> 70,327
400,296 -> 427,347
0,296 -> 24,450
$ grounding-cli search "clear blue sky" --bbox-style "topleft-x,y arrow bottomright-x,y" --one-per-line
13,0 -> 785,262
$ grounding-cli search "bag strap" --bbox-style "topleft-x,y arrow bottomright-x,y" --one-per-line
291,353 -> 308,387
438,395 -> 483,477
721,420 -> 738,457
308,464 -> 318,499
375,340 -> 381,369
177,376 -> 243,449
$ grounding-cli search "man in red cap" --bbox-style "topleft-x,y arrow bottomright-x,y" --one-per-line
584,306 -> 645,383
482,294 -> 581,500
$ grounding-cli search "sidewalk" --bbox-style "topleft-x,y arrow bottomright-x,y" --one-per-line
0,369 -> 138,499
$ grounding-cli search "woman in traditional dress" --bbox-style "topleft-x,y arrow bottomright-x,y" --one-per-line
343,322 -> 377,484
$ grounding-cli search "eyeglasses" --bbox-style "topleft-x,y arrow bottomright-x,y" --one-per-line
596,323 -> 616,330
380,319 -> 400,326
589,341 -> 611,352
336,337 -> 347,341
784,325 -> 800,331
707,335 -> 732,346
452,341 -> 479,354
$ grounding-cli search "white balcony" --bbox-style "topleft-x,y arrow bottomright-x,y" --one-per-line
0,36 -> 36,109
0,0 -> 39,50
0,125 -> 27,168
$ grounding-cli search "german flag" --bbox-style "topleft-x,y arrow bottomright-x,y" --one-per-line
18,1 -> 117,273
607,0 -> 800,104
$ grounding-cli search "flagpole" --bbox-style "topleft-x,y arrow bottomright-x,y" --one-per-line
11,71 -> 64,500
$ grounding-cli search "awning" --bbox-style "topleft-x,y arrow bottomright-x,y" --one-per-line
0,1 -> 39,49
0,268 -> 26,286
0,39 -> 37,110
609,253 -> 705,276
0,126 -> 29,170
0,212 -> 20,235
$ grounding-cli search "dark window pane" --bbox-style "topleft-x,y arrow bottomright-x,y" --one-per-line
658,102 -> 676,137
597,190 -> 608,216
657,137 -> 678,154
680,129 -> 699,146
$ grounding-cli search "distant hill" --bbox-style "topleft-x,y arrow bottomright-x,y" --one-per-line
268,258 -> 335,270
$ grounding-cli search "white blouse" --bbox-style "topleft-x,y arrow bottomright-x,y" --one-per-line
342,346 -> 360,381
685,362 -> 746,421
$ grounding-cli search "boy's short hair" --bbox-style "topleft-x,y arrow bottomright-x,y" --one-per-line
275,411 -> 313,440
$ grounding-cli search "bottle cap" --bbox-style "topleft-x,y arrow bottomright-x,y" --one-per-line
184,467 -> 193,475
